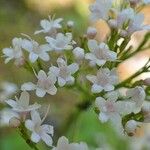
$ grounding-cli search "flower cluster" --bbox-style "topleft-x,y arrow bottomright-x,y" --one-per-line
1,0 -> 150,149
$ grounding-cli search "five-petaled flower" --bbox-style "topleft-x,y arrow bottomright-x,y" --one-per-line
25,110 -> 54,146
6,91 -> 40,113
45,33 -> 73,51
21,70 -> 57,97
86,68 -> 118,93
22,38 -> 50,63
2,37 -> 24,64
49,58 -> 79,87
35,16 -> 63,36
85,40 -> 117,66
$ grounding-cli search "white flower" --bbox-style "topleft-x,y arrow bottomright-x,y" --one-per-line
85,40 -> 117,66
127,13 -> 150,34
2,37 -> 23,64
95,91 -> 136,133
73,47 -> 85,60
21,70 -> 57,97
45,33 -> 73,51
35,16 -> 63,35
22,38 -> 50,63
86,68 -> 118,93
25,110 -> 54,146
52,136 -> 88,150
89,0 -> 113,21
6,91 -> 40,113
126,86 -> 145,113
49,58 -> 79,87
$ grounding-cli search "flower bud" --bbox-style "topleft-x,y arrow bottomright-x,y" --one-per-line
143,78 -> 150,86
9,117 -> 20,128
67,21 -> 74,28
87,27 -> 97,39
125,120 -> 140,136
142,103 -> 150,123
108,19 -> 117,29
73,47 -> 85,60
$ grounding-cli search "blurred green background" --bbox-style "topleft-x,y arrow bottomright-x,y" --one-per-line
0,0 -> 150,150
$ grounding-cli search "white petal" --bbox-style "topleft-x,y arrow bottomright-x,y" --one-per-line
27,103 -> 41,111
19,91 -> 30,108
86,75 -> 97,83
58,77 -> 66,87
41,133 -> 53,146
85,53 -> 96,60
25,120 -> 34,131
91,84 -> 103,93
31,110 -> 41,123
47,86 -> 57,95
49,66 -> 59,76
21,82 -> 36,91
104,84 -> 114,91
99,112 -> 109,123
96,59 -> 106,66
40,44 -> 51,52
37,70 -> 47,80
2,48 -> 13,57
36,88 -> 46,97
22,39 -> 33,52
31,132 -> 41,143
6,99 -> 18,108
41,125 -> 54,135
68,63 -> 79,74
88,40 -> 98,52
29,53 -> 38,63
39,52 -> 50,62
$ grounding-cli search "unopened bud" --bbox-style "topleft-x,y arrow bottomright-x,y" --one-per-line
87,27 -> 97,39
73,47 -> 85,60
143,78 -> 150,86
108,19 -> 117,29
125,120 -> 140,136
142,102 -> 150,123
9,117 -> 20,128
67,21 -> 74,28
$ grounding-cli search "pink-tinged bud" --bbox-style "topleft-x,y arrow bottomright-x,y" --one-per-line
9,117 -> 20,128
125,120 -> 140,136
108,19 -> 117,29
120,30 -> 128,38
87,27 -> 97,39
73,47 -> 85,60
67,21 -> 74,28
143,78 -> 150,86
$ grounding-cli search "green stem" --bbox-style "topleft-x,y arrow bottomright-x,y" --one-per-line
121,32 -> 150,61
116,60 -> 150,89
18,123 -> 40,150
